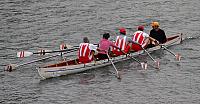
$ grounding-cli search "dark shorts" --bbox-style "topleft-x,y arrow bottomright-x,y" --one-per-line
95,53 -> 108,60
146,44 -> 155,48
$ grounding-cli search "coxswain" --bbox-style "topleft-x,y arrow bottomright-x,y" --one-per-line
147,22 -> 167,48
95,33 -> 121,60
78,37 -> 97,64
112,28 -> 131,56
131,25 -> 158,51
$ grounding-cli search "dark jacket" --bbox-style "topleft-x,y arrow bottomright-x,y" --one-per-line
150,28 -> 167,44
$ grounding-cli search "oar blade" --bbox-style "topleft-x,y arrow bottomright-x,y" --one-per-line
141,62 -> 148,70
5,64 -> 17,72
17,49 -> 52,58
115,68 -> 122,79
141,62 -> 144,69
17,51 -> 33,58
113,64 -> 121,79
154,60 -> 160,70
116,72 -> 121,79
175,53 -> 181,61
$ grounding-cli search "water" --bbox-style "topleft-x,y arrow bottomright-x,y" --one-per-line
0,0 -> 200,103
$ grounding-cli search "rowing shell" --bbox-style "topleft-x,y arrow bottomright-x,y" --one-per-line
37,33 -> 183,79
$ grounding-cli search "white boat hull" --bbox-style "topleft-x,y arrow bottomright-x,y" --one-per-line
37,34 -> 183,79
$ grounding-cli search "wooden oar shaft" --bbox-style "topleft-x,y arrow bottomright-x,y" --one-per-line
20,49 -> 77,67
161,45 -> 176,56
33,48 -> 78,54
128,55 -> 142,64
106,53 -> 121,79
131,40 -> 156,62
121,50 -> 142,64
142,47 -> 156,62
17,54 -> 59,67
7,49 -> 78,72
160,44 -> 181,61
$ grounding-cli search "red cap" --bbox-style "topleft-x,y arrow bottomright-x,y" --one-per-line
138,26 -> 144,31
119,28 -> 126,35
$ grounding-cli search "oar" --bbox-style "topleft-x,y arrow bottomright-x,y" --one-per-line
17,48 -> 78,58
17,49 -> 51,58
5,49 -> 78,72
120,50 -> 147,70
106,53 -> 121,79
128,55 -> 148,70
160,44 -> 181,61
140,46 -> 160,69
131,41 -> 160,69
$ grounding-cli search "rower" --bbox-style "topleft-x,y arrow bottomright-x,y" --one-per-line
78,37 -> 97,64
95,33 -> 121,60
112,28 -> 131,56
147,22 -> 167,48
131,25 -> 158,51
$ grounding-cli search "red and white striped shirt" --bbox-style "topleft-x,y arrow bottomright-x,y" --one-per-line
78,43 -> 97,63
79,43 -> 90,58
113,35 -> 127,51
132,31 -> 149,47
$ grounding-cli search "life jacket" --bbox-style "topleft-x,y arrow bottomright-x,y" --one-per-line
78,43 -> 92,63
112,36 -> 129,56
131,31 -> 147,51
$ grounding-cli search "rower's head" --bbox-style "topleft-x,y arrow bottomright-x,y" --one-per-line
138,25 -> 144,31
151,21 -> 159,29
83,37 -> 89,43
103,33 -> 110,39
119,28 -> 126,35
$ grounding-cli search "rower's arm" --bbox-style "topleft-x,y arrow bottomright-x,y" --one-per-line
149,37 -> 156,42
149,37 -> 159,45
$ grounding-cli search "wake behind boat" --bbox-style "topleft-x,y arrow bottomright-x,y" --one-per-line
37,33 -> 183,79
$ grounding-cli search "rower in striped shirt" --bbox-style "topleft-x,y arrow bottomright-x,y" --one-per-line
130,25 -> 159,52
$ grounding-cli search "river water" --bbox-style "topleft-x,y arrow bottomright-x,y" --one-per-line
0,0 -> 200,104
